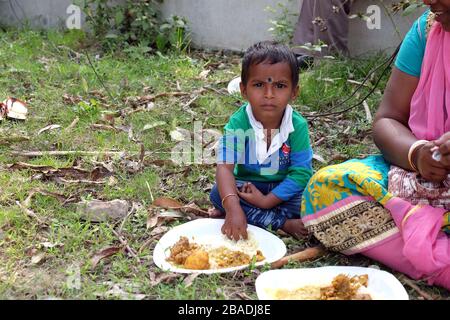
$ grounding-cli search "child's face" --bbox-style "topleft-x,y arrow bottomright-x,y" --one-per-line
240,61 -> 299,128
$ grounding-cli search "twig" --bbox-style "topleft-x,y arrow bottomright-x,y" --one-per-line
118,202 -> 137,233
64,117 -> 79,132
111,229 -> 141,264
10,150 -> 158,157
84,49 -> 117,104
271,246 -> 326,269
363,100 -> 373,122
146,181 -> 154,202
182,95 -> 198,117
399,275 -> 434,300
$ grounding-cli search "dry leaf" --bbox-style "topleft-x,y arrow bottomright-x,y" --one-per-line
183,273 -> 200,288
142,121 -> 166,132
146,209 -> 184,230
199,69 -> 211,79
236,292 -> 253,300
153,197 -> 184,209
312,153 -> 327,164
39,242 -> 63,249
38,124 -> 61,135
150,273 -> 180,286
98,284 -> 146,300
150,226 -> 169,237
90,246 -> 123,269
170,127 -> 189,142
31,253 -> 46,265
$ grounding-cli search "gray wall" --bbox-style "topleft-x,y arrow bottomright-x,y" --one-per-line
159,0 -> 424,56
0,0 -> 425,56
0,0 -> 76,29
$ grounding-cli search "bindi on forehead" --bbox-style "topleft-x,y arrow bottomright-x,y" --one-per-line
267,77 -> 273,83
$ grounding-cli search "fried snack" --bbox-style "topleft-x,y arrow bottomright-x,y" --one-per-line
167,236 -> 199,265
320,274 -> 371,300
184,250 -> 210,270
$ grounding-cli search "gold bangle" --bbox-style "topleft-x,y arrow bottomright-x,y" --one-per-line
407,140 -> 428,172
221,193 -> 238,206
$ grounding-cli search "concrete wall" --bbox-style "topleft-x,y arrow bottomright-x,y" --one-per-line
0,0 -> 425,56
0,0 -> 76,29
159,0 -> 300,53
159,0 -> 425,56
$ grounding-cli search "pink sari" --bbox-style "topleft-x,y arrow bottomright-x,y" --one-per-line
369,22 -> 450,289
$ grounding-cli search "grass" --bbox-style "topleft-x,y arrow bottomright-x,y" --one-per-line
0,28 -> 448,300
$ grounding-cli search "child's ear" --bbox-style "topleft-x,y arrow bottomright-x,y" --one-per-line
240,81 -> 247,100
291,85 -> 300,101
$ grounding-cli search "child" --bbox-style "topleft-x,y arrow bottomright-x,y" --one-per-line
209,41 -> 313,240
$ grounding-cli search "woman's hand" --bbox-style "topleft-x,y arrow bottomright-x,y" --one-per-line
221,208 -> 248,241
433,132 -> 450,170
415,141 -> 448,182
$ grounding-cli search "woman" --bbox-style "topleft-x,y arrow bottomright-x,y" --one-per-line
301,0 -> 450,290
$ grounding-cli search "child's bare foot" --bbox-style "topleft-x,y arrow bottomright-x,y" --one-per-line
208,208 -> 225,219
281,219 -> 309,239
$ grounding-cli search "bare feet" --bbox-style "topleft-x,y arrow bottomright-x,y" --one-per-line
208,208 -> 225,219
281,219 -> 309,239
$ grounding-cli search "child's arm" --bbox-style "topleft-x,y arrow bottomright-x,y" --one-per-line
217,164 -> 248,240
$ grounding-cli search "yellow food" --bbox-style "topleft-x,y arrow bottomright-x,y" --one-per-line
184,250 -> 210,270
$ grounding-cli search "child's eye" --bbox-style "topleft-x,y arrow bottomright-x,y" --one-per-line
276,83 -> 287,89
254,83 -> 263,88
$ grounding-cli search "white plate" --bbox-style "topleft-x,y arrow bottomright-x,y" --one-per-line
255,266 -> 409,300
227,76 -> 241,94
153,218 -> 286,274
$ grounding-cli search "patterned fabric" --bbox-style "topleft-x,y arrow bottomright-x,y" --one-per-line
301,156 -> 399,254
388,166 -> 450,210
210,180 -> 301,230
218,103 -> 313,201
301,156 -> 450,255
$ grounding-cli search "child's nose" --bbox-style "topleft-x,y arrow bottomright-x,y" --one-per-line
264,85 -> 274,98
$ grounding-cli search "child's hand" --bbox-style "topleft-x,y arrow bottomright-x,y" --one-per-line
221,208 -> 248,241
237,182 -> 268,208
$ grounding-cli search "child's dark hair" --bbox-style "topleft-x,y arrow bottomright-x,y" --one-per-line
241,41 -> 299,87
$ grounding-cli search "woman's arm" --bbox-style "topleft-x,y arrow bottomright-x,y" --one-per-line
373,67 -> 447,181
373,67 -> 419,169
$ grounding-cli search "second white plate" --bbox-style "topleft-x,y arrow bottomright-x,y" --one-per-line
255,266 -> 409,300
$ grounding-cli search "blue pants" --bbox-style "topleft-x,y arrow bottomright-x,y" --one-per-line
209,180 -> 302,231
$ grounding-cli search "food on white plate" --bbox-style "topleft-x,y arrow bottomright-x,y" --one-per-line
167,235 -> 265,270
268,274 -> 372,300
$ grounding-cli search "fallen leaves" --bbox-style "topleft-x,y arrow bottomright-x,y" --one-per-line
31,253 -> 46,265
9,161 -> 112,185
149,272 -> 181,287
90,246 -> 123,269
147,197 -> 209,230
37,124 -> 61,135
